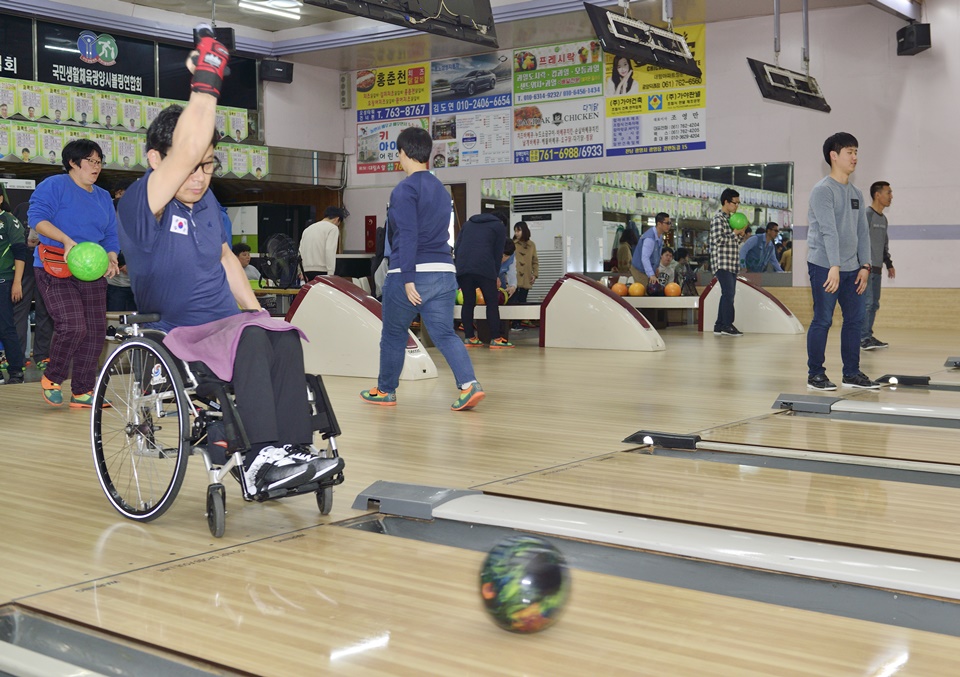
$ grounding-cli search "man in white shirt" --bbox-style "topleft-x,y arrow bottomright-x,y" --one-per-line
300,206 -> 344,280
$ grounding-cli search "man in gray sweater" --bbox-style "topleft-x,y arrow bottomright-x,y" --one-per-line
861,181 -> 895,350
806,132 -> 879,391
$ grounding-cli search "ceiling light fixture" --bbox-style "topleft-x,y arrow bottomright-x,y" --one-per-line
238,0 -> 302,20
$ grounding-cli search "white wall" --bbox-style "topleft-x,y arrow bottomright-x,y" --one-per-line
263,62 -> 345,155
297,2 -> 960,284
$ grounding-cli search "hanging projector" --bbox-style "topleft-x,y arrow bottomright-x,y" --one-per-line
746,59 -> 830,113
583,2 -> 701,79
747,0 -> 830,113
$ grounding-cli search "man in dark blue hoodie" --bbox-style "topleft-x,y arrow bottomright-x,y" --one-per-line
455,210 -> 512,348
360,126 -> 485,411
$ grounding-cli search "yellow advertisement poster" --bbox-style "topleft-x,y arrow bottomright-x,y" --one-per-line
355,63 -> 430,122
603,24 -> 706,157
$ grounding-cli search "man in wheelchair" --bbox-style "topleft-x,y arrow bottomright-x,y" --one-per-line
116,29 -> 341,497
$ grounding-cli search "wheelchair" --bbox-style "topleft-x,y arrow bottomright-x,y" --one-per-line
90,313 -> 345,538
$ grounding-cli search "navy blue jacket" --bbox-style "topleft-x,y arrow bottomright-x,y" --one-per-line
454,213 -> 506,280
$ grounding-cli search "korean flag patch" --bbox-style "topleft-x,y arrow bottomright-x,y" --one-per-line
170,215 -> 189,235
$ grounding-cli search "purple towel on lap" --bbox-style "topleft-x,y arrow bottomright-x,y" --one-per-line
162,311 -> 307,382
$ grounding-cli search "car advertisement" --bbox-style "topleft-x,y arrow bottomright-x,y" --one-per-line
431,52 -> 512,115
513,40 -> 603,106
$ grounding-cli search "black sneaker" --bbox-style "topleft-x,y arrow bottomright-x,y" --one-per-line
871,337 -> 889,348
842,372 -> 880,389
807,374 -> 837,391
6,370 -> 24,385
861,337 -> 886,351
720,325 -> 743,337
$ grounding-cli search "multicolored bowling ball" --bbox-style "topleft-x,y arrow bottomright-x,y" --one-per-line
498,287 -> 510,305
611,282 -> 629,296
476,289 -> 485,306
728,212 -> 749,230
67,242 -> 109,281
480,535 -> 571,634
646,280 -> 664,297
628,282 -> 646,296
664,282 -> 682,297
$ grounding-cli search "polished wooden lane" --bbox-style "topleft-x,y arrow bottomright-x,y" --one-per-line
842,385 -> 960,409
480,451 -> 960,560
20,527 -> 960,677
698,413 -> 960,465
3,326 -> 960,673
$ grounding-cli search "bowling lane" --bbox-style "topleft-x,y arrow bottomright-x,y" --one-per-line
843,385 -> 960,409
481,452 -> 960,560
20,526 -> 960,676
697,413 -> 960,465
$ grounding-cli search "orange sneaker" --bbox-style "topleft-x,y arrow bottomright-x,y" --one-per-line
490,337 -> 514,349
41,375 -> 62,406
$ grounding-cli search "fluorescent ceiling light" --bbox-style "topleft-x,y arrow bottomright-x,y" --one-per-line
747,171 -> 761,177
238,0 -> 302,20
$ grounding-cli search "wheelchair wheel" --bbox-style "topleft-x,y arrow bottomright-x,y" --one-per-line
316,485 -> 333,515
206,484 -> 226,538
92,338 -> 191,522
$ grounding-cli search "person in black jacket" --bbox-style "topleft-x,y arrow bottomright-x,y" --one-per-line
454,210 -> 512,348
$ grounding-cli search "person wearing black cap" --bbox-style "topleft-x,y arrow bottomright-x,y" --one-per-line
300,206 -> 344,281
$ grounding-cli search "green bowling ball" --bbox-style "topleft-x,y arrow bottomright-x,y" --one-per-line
728,212 -> 749,230
456,289 -> 464,305
67,242 -> 110,281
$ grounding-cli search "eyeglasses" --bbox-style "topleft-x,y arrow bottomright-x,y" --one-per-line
82,157 -> 103,167
193,159 -> 222,175
730,200 -> 741,205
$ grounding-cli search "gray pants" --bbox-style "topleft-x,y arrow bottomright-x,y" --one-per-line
13,265 -> 53,362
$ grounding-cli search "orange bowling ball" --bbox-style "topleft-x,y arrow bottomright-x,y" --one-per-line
628,282 -> 646,296
611,282 -> 629,296
664,282 -> 682,297
476,289 -> 485,305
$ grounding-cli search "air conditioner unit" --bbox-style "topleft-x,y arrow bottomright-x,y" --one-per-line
510,191 -> 604,301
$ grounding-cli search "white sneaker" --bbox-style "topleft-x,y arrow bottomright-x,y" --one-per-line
283,445 -> 344,482
243,445 -> 314,495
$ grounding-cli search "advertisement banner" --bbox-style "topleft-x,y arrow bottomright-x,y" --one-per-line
456,109 -> 512,167
69,89 -> 95,126
513,40 -> 603,106
17,82 -> 43,120
95,91 -> 119,128
513,98 -> 604,164
92,130 -> 115,165
11,122 -> 38,161
604,24 -> 706,157
41,84 -> 70,124
249,147 -> 269,179
118,95 -> 144,132
226,108 -> 249,142
431,52 -> 512,115
227,144 -> 250,178
37,124 -> 64,165
0,119 -> 9,158
114,131 -> 141,170
144,97 -> 167,129
0,79 -> 16,119
357,117 -> 430,174
356,64 -> 430,123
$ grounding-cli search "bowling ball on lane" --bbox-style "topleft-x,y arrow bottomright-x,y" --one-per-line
646,280 -> 664,296
664,282 -> 682,297
628,282 -> 645,296
611,282 -> 629,296
480,535 -> 570,634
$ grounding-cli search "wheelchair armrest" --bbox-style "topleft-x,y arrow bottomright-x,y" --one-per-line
121,313 -> 161,325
